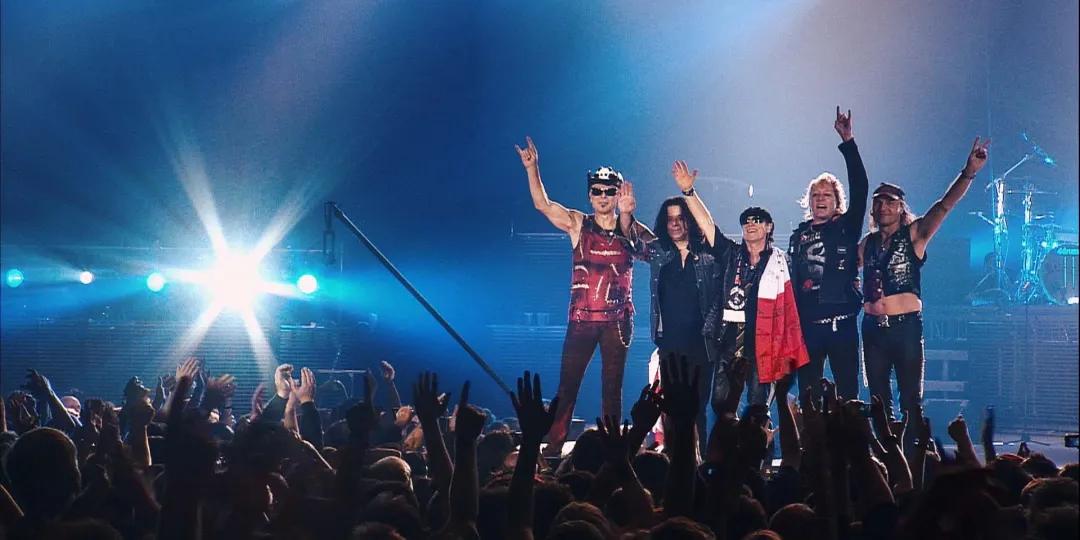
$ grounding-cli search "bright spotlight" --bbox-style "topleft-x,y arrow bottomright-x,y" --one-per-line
5,269 -> 24,288
146,272 -> 167,292
79,271 -> 95,285
206,254 -> 264,309
296,274 -> 318,294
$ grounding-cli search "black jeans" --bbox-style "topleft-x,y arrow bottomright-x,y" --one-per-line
862,312 -> 924,421
658,341 -> 715,455
547,319 -> 632,451
712,323 -> 774,416
797,315 -> 861,400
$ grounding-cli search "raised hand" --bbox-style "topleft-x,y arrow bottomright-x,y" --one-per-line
629,380 -> 661,433
657,354 -> 701,422
947,414 -> 969,442
346,372 -> 377,438
296,367 -> 317,404
617,180 -> 637,215
595,415 -> 632,463
963,137 -> 992,177
249,383 -> 267,422
454,381 -> 485,441
274,363 -> 294,399
127,395 -> 156,429
380,360 -> 396,382
514,136 -> 539,170
412,371 -> 451,425
202,374 -> 236,412
24,369 -> 54,397
176,357 -> 200,383
671,160 -> 699,193
870,395 -> 894,440
510,371 -> 559,445
834,106 -> 853,142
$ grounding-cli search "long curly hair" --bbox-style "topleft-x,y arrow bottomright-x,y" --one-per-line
653,197 -> 705,253
798,173 -> 848,221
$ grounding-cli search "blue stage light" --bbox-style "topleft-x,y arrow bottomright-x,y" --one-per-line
297,274 -> 318,294
146,272 -> 167,292
79,271 -> 95,285
5,269 -> 24,288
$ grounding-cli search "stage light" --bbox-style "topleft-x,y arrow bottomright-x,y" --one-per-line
146,272 -> 167,292
206,253 -> 264,309
5,269 -> 24,288
1068,296 -> 1079,305
79,271 -> 95,285
297,274 -> 318,294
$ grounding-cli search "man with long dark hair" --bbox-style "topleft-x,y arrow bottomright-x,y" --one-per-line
661,166 -> 809,416
623,165 -> 724,449
858,137 -> 991,428
515,136 -> 640,457
787,107 -> 869,400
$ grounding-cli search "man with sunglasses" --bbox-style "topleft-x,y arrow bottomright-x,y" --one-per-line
859,137 -> 991,432
672,178 -> 809,416
787,107 -> 869,400
515,136 -> 639,457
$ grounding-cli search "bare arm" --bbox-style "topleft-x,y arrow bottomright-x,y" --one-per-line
947,415 -> 980,467
413,373 -> 455,498
507,372 -> 559,539
446,382 -> 481,537
913,137 -> 990,249
516,136 -> 584,236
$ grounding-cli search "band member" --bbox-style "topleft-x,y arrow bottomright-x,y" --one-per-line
675,177 -> 809,415
859,137 -> 991,423
788,107 -> 869,399
516,136 -> 637,456
622,162 -> 725,452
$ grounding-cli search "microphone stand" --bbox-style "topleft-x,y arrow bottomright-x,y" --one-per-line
325,202 -> 511,394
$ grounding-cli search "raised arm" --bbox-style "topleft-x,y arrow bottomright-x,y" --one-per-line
507,372 -> 559,540
516,136 -> 583,235
835,107 -> 869,232
25,370 -> 77,433
672,160 -> 718,246
913,137 -> 990,248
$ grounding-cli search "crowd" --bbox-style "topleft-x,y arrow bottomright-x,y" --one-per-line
1,355 -> 1077,540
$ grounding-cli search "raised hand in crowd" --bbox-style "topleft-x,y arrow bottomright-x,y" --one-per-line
627,380 -> 661,456
870,394 -> 913,494
659,354 -> 701,518
508,371 -> 559,539
25,369 -> 77,432
444,381 -> 481,537
947,413 -> 980,467
201,373 -> 235,413
249,383 -> 267,423
981,405 -> 997,463
413,371 -> 454,506
378,360 -> 402,410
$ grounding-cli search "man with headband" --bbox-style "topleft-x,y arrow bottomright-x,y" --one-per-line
673,178 -> 809,415
859,137 -> 991,432
515,136 -> 640,457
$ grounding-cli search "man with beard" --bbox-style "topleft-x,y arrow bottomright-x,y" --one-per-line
515,136 -> 639,457
859,137 -> 991,427
788,107 -> 869,399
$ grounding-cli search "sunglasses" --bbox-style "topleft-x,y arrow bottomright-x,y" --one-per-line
741,216 -> 767,225
590,187 -> 618,197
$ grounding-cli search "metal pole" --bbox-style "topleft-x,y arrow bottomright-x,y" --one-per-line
327,202 -> 511,394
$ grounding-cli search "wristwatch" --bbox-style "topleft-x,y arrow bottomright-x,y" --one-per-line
681,187 -> 696,197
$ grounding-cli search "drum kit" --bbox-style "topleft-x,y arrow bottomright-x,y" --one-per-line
970,133 -> 1078,306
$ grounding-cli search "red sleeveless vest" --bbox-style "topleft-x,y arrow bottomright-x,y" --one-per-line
568,215 -> 635,322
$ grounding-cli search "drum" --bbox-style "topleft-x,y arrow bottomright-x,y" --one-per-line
1040,244 -> 1079,305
